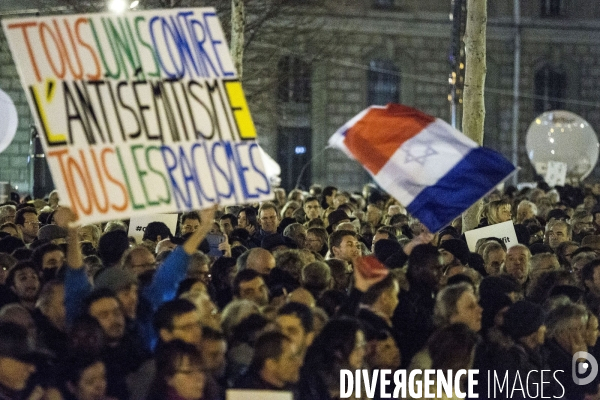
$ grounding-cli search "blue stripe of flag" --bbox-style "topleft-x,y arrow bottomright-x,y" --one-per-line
406,147 -> 516,233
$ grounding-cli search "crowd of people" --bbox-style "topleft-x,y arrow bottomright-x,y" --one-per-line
1,182 -> 600,399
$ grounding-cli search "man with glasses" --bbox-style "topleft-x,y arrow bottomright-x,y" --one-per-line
570,211 -> 595,243
180,211 -> 201,235
15,207 -> 39,245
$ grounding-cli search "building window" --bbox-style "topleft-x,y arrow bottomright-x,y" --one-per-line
277,56 -> 311,103
534,65 -> 566,114
373,0 -> 394,8
367,60 -> 399,106
541,0 -> 562,17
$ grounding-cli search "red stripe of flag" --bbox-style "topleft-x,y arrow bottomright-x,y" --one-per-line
342,104 -> 436,175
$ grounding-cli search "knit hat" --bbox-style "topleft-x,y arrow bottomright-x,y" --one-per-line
37,224 -> 67,242
438,226 -> 460,240
502,300 -> 545,340
94,267 -> 138,293
439,238 -> 470,265
374,239 -> 402,264
97,230 -> 130,267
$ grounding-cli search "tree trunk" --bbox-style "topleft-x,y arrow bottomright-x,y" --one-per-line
231,0 -> 245,79
461,0 -> 487,233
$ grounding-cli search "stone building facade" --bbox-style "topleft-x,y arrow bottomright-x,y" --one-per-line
1,0 -> 599,195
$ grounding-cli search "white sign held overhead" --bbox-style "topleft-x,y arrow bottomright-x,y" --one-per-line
545,161 -> 567,187
464,221 -> 519,252
127,213 -> 179,245
0,88 -> 18,154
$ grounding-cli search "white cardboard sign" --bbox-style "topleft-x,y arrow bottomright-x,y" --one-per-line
545,161 -> 567,187
464,220 -> 518,252
127,213 -> 179,244
227,390 -> 293,400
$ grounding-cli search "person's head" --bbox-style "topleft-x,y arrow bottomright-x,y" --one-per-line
407,244 -> 443,288
200,327 -> 227,377
187,252 -> 211,283
545,302 -> 588,355
586,312 -> 600,348
31,242 -> 65,271
438,239 -> 470,269
434,282 -> 482,332
571,210 -> 595,236
84,289 -> 125,343
237,207 -> 258,230
516,200 -> 538,224
303,196 -> 322,221
548,220 -> 572,250
78,224 -> 101,248
503,244 -> 531,285
0,253 -> 16,285
326,258 -> 352,292
281,201 -> 301,220
484,200 -> 512,225
301,261 -> 331,298
15,207 -> 39,243
244,247 -> 276,276
0,322 -> 38,391
219,214 -> 238,237
427,323 -> 479,371
530,253 -> 560,280
36,280 -> 66,332
276,302 -> 315,355
121,245 -> 157,277
94,267 -> 139,320
0,204 -> 16,225
152,340 -> 205,400
364,330 -> 401,369
259,202 -> 280,234
502,300 -> 546,349
305,227 -> 327,253
329,230 -> 360,262
249,331 -> 302,387
154,299 -> 202,348
143,222 -> 171,246
97,230 -> 130,268
305,318 -> 365,373
555,241 -> 579,268
180,212 -> 201,236
283,223 -> 307,249
61,356 -> 107,400
582,260 -> 600,297
360,274 -> 399,318
233,269 -> 269,306
6,261 -> 40,306
482,241 -> 506,276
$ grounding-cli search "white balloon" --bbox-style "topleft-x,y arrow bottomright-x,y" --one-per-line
0,88 -> 18,154
526,110 -> 599,182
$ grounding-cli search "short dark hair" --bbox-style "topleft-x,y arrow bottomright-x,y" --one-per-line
259,202 -> 278,217
83,288 -> 119,315
31,242 -> 62,270
14,207 -> 37,226
304,196 -> 319,205
143,222 -> 171,241
153,299 -> 197,333
278,302 -> 314,333
361,274 -> 397,306
376,226 -> 398,242
180,212 -> 200,224
5,260 -> 38,289
249,330 -> 290,371
220,213 -> 238,227
233,269 -> 263,297
328,229 -> 356,253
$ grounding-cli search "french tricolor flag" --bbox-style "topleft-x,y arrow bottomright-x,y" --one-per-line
329,104 -> 516,232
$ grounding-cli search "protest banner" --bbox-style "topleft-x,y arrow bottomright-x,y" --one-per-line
2,8 -> 272,224
545,161 -> 567,187
127,213 -> 179,244
226,390 -> 292,400
464,220 -> 518,252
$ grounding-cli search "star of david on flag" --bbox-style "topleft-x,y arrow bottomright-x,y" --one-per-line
328,104 -> 516,232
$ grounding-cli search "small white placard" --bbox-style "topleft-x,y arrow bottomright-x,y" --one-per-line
464,220 -> 518,252
545,161 -> 567,187
227,390 -> 293,400
127,214 -> 179,244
